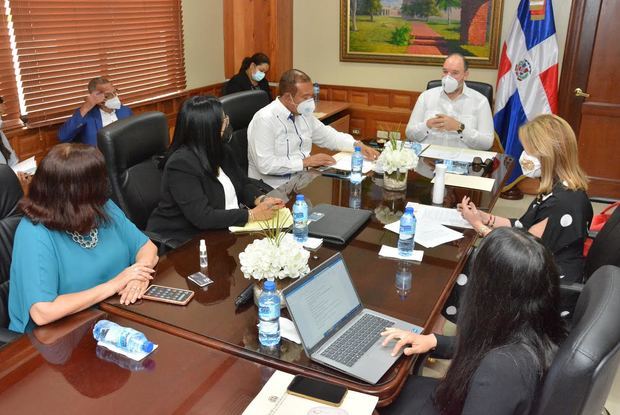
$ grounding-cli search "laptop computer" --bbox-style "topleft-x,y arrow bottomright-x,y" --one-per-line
282,253 -> 423,384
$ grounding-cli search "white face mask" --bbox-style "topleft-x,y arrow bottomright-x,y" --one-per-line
519,151 -> 542,178
296,98 -> 316,116
252,70 -> 265,82
104,96 -> 121,110
442,75 -> 459,94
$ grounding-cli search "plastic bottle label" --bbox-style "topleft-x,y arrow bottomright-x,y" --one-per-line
259,320 -> 279,335
259,305 -> 279,320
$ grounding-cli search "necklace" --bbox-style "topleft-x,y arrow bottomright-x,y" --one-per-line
66,228 -> 99,249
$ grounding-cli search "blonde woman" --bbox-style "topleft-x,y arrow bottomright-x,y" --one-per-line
435,115 -> 593,327
461,114 -> 592,283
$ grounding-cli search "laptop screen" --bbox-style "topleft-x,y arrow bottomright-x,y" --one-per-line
284,256 -> 362,351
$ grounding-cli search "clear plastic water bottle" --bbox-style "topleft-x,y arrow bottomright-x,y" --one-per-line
349,182 -> 361,209
199,239 -> 208,270
93,320 -> 155,353
350,146 -> 363,184
398,206 -> 416,257
293,194 -> 308,243
395,261 -> 412,300
258,280 -> 281,347
313,82 -> 320,102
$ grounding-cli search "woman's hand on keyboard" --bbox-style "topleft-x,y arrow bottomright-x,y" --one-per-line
380,328 -> 437,356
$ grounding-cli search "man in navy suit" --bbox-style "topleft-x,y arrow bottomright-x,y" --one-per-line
58,77 -> 133,146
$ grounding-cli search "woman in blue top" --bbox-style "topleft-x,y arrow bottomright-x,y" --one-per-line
9,143 -> 158,333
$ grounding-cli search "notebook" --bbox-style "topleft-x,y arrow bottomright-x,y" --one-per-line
308,204 -> 371,245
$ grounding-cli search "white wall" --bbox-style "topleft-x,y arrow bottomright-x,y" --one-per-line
182,0 -> 224,89
293,0 -> 572,91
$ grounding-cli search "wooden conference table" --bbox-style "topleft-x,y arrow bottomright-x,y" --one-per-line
99,152 -> 514,407
0,309 -> 272,414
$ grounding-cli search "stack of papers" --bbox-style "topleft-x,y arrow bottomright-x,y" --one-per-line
432,173 -> 495,192
420,144 -> 497,163
384,219 -> 464,248
327,151 -> 375,174
229,208 -> 293,233
11,156 -> 37,175
243,371 -> 378,415
406,202 -> 473,229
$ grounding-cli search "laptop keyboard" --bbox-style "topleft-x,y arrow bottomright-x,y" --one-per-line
320,314 -> 395,367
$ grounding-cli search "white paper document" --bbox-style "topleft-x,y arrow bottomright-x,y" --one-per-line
406,202 -> 473,229
379,245 -> 424,262
302,237 -> 323,250
384,220 -> 464,248
279,317 -> 301,344
432,173 -> 495,192
420,144 -> 497,163
97,341 -> 158,361
329,151 -> 374,173
11,156 -> 37,174
243,370 -> 378,415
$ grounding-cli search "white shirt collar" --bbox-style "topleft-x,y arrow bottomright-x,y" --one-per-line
274,97 -> 295,119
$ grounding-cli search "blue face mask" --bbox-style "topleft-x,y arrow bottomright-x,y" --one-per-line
252,70 -> 265,82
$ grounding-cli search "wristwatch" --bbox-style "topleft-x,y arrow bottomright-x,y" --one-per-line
457,123 -> 465,134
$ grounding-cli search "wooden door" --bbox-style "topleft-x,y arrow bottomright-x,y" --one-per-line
559,0 -> 620,198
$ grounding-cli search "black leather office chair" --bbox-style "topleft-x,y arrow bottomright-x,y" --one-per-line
584,205 -> 620,279
0,165 -> 23,345
426,80 -> 502,152
531,265 -> 620,415
219,90 -> 270,174
426,80 -> 493,110
97,111 -> 169,231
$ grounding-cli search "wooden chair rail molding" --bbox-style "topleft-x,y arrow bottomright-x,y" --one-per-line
6,82 -> 421,161
315,84 -> 419,141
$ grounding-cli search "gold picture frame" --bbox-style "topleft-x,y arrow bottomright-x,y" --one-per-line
340,0 -> 504,68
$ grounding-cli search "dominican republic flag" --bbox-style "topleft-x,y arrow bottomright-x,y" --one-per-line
494,0 -> 558,189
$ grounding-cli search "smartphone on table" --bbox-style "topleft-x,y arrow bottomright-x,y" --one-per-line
286,375 -> 347,406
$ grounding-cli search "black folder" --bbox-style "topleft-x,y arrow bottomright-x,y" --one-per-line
308,204 -> 371,245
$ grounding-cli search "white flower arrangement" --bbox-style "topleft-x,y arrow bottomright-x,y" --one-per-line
239,234 -> 310,281
377,138 -> 419,175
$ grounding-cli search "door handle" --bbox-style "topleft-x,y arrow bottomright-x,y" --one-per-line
574,88 -> 590,98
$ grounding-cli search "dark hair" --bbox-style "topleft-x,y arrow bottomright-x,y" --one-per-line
446,52 -> 469,71
87,77 -> 111,93
278,69 -> 312,97
19,143 -> 109,234
238,53 -> 270,73
434,227 -> 566,414
166,95 -> 224,176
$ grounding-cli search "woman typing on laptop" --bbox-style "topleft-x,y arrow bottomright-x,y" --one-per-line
380,228 -> 566,415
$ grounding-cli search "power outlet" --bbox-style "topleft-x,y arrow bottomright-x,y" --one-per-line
390,131 -> 401,140
377,130 -> 388,139
352,128 -> 361,135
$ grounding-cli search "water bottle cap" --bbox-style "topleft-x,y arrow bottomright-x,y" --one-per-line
264,280 -> 276,291
354,146 -> 361,152
142,341 -> 155,353
405,206 -> 414,215
295,194 -> 305,201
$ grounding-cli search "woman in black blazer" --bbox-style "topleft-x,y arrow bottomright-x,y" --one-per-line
147,96 -> 283,246
223,53 -> 272,100
380,228 -> 566,415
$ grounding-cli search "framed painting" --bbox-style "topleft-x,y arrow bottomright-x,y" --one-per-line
340,0 -> 504,68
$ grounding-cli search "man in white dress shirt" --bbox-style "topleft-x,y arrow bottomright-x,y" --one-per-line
405,53 -> 494,150
248,69 -> 378,188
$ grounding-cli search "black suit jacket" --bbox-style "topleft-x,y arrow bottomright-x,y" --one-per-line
223,72 -> 272,101
146,145 -> 263,245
